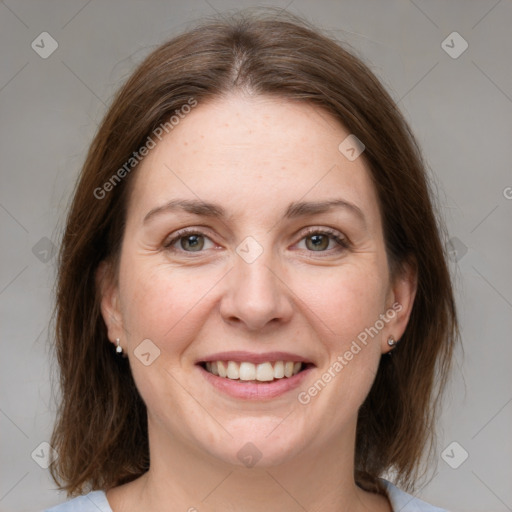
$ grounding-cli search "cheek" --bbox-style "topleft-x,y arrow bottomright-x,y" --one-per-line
291,264 -> 387,411
117,255 -> 222,349
294,262 -> 387,341
116,257 -> 221,417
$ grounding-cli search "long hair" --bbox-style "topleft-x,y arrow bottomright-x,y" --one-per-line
49,9 -> 459,496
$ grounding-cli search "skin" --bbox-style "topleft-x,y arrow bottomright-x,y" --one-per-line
99,93 -> 417,512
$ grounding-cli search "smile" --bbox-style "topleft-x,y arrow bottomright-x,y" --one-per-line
196,351 -> 315,399
203,360 -> 304,382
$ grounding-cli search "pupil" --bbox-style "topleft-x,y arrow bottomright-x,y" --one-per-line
307,234 -> 328,251
182,235 -> 203,251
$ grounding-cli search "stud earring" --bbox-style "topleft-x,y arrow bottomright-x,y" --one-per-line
115,338 -> 123,354
388,336 -> 400,356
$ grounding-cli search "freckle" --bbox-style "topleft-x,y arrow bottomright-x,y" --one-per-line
184,141 -> 188,146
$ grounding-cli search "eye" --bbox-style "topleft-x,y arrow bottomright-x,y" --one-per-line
296,228 -> 349,253
164,229 -> 216,253
163,227 -> 349,256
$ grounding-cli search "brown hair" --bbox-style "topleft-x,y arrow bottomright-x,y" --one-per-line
49,8 -> 459,496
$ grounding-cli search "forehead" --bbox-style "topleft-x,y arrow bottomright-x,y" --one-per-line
128,94 -> 382,233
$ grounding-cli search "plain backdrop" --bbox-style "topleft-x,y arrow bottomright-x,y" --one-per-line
1,1 -> 511,511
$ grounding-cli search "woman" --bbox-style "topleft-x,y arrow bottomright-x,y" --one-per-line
45,10 -> 459,512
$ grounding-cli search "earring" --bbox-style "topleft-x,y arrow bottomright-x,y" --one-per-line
387,336 -> 398,348
115,338 -> 123,354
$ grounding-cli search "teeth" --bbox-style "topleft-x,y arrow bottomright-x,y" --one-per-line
239,362 -> 256,381
274,361 -> 284,378
217,361 -> 227,378
256,362 -> 274,381
204,360 -> 304,381
227,361 -> 239,379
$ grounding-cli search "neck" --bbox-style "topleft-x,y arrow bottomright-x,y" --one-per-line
110,417 -> 391,512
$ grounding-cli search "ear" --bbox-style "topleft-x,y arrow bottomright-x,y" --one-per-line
382,258 -> 418,353
96,260 -> 124,345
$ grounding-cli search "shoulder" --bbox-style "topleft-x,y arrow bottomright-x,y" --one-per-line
43,483 -> 448,512
43,491 -> 112,512
380,479 -> 449,512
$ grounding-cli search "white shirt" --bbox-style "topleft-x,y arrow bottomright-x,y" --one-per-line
43,479 -> 448,511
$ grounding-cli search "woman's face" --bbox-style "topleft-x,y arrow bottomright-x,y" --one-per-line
101,94 -> 416,468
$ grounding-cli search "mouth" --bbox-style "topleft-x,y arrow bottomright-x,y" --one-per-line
196,351 -> 315,399
199,360 -> 314,383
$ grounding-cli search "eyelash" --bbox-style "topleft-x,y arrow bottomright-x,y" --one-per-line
163,226 -> 350,256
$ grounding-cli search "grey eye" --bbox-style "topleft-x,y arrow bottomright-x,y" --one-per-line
180,234 -> 205,251
305,234 -> 331,251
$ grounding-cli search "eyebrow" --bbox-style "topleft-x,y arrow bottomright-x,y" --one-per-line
143,198 -> 367,227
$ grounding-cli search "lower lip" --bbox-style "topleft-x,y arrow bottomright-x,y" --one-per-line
198,364 -> 313,400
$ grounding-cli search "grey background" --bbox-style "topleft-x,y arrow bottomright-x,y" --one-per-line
1,1 -> 511,511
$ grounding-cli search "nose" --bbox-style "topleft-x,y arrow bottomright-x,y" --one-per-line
219,250 -> 294,332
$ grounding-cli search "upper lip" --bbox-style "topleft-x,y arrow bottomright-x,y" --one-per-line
198,351 -> 314,365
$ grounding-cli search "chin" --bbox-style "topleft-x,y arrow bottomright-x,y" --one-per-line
201,420 -> 310,469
